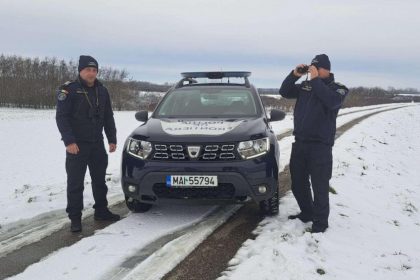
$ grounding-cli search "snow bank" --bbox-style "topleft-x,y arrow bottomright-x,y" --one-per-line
220,105 -> 420,280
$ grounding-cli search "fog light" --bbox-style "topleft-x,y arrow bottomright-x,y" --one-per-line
258,185 -> 267,194
128,185 -> 137,193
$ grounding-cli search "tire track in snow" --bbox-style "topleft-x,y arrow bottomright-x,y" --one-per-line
0,104 -> 412,279
162,104 -> 412,280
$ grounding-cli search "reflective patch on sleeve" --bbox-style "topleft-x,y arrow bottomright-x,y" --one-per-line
57,89 -> 68,101
336,88 -> 347,96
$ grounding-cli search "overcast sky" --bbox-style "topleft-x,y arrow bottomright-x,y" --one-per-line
1,0 -> 419,89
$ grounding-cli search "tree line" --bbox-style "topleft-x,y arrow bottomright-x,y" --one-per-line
1,54 -> 418,111
0,54 -> 170,110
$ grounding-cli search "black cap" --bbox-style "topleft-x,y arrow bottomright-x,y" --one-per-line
78,55 -> 98,72
311,54 -> 330,70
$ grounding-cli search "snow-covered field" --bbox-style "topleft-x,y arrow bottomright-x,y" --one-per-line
0,109 -> 139,227
220,105 -> 420,280
1,103 -> 417,279
0,103 -> 402,228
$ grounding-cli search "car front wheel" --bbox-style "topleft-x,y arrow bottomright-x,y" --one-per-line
125,196 -> 152,213
259,185 -> 279,216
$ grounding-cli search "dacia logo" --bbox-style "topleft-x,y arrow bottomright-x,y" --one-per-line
187,146 -> 201,159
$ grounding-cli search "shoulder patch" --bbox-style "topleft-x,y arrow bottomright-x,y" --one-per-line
56,89 -> 69,101
336,88 -> 347,96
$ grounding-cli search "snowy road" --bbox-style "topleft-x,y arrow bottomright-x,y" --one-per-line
220,105 -> 420,280
0,103 -> 416,279
165,103 -> 418,280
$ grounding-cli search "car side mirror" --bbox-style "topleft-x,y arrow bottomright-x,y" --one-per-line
135,111 -> 149,122
269,109 -> 286,122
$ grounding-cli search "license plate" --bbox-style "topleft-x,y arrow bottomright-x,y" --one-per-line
166,175 -> 218,188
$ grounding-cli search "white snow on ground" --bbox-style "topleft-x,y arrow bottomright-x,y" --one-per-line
275,103 -> 410,173
0,109 -> 139,227
7,204 -> 217,280
0,103 -> 415,280
0,103 -> 401,228
219,105 -> 420,280
269,103 -> 402,137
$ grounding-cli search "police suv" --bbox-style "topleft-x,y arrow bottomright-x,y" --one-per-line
121,72 -> 285,215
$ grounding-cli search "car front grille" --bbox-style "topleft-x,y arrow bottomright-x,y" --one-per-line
151,143 -> 238,161
152,183 -> 235,199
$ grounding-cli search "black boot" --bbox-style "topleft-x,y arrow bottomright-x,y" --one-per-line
311,222 -> 328,233
94,208 -> 121,221
70,218 -> 82,232
288,212 -> 312,223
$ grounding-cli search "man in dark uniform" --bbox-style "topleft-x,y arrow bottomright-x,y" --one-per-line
56,55 -> 120,232
279,54 -> 348,233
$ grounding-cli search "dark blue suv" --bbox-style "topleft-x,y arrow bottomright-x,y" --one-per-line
121,72 -> 285,215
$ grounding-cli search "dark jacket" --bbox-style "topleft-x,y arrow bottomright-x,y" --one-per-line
55,77 -> 117,146
279,71 -> 348,145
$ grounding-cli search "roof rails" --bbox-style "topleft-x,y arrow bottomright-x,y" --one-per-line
175,71 -> 251,88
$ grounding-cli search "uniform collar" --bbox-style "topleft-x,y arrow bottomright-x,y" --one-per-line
322,73 -> 335,85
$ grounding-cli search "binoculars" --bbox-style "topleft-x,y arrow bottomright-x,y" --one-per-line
296,65 -> 309,74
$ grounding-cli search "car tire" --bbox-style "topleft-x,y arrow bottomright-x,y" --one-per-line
125,196 -> 152,213
259,186 -> 279,216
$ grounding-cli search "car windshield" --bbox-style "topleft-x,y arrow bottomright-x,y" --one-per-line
154,87 -> 259,118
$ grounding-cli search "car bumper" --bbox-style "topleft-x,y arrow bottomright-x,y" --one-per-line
121,151 -> 279,205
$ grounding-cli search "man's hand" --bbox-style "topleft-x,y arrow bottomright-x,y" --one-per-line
293,64 -> 307,77
66,143 -> 79,154
309,65 -> 319,80
109,143 -> 117,153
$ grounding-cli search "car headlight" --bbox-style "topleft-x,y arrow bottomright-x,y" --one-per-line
237,137 -> 270,159
127,138 -> 152,159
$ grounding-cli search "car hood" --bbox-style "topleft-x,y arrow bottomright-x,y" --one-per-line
130,117 -> 268,142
